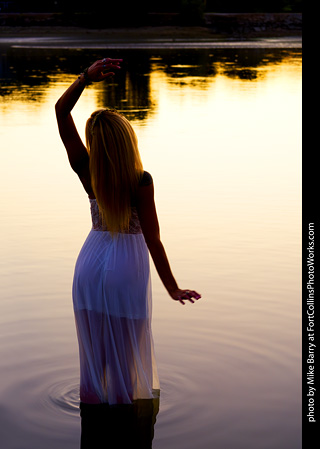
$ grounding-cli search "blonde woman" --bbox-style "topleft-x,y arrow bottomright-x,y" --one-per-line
55,58 -> 201,406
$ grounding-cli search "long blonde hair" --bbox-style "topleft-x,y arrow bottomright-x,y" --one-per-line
85,109 -> 143,233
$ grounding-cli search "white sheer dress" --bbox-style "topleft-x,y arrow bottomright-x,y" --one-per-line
72,172 -> 160,405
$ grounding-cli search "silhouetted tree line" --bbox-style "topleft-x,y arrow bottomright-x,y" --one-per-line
4,0 -> 302,14
1,1 -> 301,28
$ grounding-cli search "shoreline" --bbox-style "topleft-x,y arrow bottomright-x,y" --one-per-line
0,12 -> 302,41
0,26 -> 302,46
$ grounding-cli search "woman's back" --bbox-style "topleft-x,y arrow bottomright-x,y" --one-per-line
90,171 -> 153,233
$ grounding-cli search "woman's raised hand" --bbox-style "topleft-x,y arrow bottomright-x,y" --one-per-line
169,289 -> 201,305
86,58 -> 122,82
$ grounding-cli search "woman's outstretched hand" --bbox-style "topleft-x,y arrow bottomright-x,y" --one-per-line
169,289 -> 201,305
86,58 -> 122,83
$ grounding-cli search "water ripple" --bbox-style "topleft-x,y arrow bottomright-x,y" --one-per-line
45,378 -> 80,417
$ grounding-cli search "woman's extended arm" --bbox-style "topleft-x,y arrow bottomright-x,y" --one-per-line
55,59 -> 122,188
136,182 -> 201,305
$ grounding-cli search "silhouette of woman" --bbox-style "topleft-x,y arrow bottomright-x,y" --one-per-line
55,58 -> 201,407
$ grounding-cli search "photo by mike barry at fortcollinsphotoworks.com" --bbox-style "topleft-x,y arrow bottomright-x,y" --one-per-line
303,222 -> 317,439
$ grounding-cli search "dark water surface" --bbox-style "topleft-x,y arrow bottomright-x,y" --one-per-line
0,37 -> 302,448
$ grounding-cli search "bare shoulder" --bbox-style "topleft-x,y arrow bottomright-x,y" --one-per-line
139,170 -> 153,187
136,171 -> 154,203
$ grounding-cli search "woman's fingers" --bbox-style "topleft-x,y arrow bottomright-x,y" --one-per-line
101,58 -> 122,69
101,58 -> 122,64
100,60 -> 122,79
181,290 -> 201,299
87,59 -> 122,82
177,289 -> 201,305
102,64 -> 121,72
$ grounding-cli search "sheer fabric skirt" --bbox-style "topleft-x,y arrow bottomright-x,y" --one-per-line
72,229 -> 159,405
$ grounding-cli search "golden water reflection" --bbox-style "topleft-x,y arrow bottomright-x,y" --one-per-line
0,50 -> 301,271
0,47 -> 302,449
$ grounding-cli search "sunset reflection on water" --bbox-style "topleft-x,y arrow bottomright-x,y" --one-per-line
0,45 -> 301,449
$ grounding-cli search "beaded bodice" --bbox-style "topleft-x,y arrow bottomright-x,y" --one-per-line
90,199 -> 142,234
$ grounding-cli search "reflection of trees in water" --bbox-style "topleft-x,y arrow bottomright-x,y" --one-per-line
0,46 -> 301,115
156,47 -> 301,82
215,48 -> 302,80
0,47 -> 58,103
0,48 -> 155,120
96,52 -> 154,121
80,396 -> 160,449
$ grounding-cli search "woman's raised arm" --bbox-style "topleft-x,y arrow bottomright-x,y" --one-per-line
55,58 -> 122,174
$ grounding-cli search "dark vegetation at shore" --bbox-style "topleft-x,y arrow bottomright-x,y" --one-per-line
0,1 -> 302,37
0,0 -> 303,15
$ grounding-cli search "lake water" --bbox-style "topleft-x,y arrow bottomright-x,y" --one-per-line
0,36 -> 302,449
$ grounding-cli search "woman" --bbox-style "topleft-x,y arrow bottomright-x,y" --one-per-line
55,58 -> 201,406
